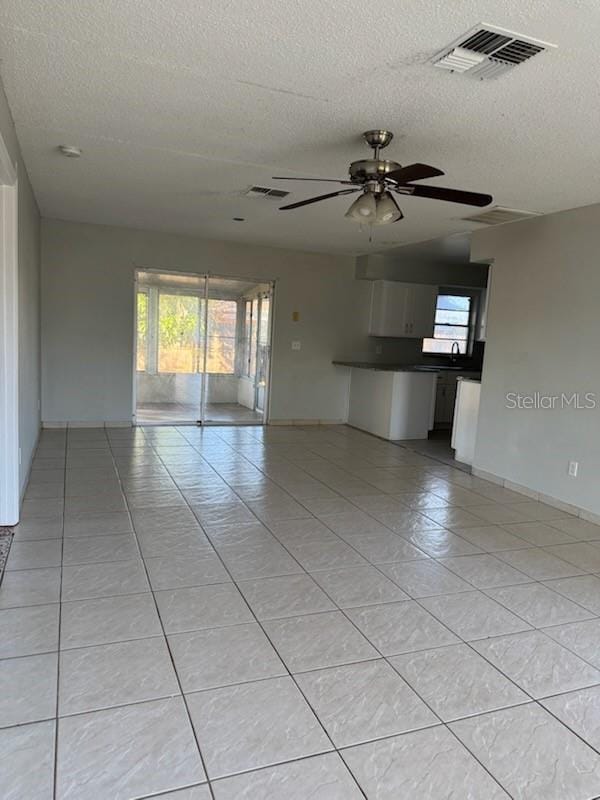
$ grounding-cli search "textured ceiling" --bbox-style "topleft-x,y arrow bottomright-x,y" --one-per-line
1,1 -> 599,255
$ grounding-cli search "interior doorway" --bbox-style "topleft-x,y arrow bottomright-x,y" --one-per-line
133,270 -> 274,426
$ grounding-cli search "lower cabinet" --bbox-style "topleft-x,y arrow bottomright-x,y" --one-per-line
434,374 -> 458,428
434,372 -> 483,428
348,368 -> 437,440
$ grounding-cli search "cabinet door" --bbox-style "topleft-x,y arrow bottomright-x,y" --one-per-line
434,379 -> 447,424
369,281 -> 410,337
447,381 -> 458,422
434,373 -> 459,426
407,284 -> 438,338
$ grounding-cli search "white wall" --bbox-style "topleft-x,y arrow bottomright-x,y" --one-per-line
41,218 -> 379,424
356,253 -> 488,288
472,204 -> 600,517
0,83 -> 41,493
238,377 -> 255,410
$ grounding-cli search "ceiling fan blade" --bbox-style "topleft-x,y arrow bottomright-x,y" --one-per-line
272,176 -> 355,185
279,188 -> 360,210
386,163 -> 444,184
400,184 -> 492,207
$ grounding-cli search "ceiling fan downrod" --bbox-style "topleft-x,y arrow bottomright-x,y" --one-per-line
362,129 -> 394,160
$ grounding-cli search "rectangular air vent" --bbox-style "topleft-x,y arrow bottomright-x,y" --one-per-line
244,185 -> 290,199
461,206 -> 540,225
431,23 -> 556,80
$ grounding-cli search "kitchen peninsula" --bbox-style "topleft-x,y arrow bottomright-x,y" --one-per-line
333,361 -> 437,440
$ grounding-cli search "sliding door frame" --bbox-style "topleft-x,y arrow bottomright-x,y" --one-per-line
132,268 -> 275,427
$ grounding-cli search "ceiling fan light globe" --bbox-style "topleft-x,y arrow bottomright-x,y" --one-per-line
373,192 -> 403,225
345,192 -> 377,222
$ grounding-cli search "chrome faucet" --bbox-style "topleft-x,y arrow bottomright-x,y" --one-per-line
450,341 -> 460,363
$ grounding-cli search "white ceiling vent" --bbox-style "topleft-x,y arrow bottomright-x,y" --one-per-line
431,24 -> 556,80
244,185 -> 289,200
461,206 -> 540,225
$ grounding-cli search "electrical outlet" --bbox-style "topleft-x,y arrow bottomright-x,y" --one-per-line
568,461 -> 579,477
291,341 -> 301,351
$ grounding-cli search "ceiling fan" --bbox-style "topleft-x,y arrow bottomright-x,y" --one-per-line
273,130 -> 492,225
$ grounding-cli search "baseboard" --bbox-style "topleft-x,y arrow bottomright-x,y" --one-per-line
472,466 -> 595,521
504,479 -> 539,501
579,508 -> 600,526
19,425 -> 41,504
45,418 -> 347,429
43,421 -> 133,429
470,467 -> 504,486
268,419 -> 347,426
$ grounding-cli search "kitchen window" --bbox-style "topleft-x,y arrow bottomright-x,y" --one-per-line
422,293 -> 472,355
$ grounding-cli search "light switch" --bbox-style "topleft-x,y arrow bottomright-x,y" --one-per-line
291,341 -> 301,350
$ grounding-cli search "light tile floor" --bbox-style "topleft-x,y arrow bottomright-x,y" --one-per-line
2,424 -> 600,798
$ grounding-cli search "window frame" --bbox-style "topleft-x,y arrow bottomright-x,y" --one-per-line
204,296 -> 238,376
135,287 -> 150,373
137,284 -> 239,377
422,288 -> 478,356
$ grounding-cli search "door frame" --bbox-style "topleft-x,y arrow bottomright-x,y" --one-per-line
0,132 -> 19,525
251,289 -> 273,420
132,268 -> 275,427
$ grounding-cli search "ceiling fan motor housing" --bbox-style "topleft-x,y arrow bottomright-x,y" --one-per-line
349,159 -> 402,184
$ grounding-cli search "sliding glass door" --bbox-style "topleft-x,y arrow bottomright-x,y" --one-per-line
134,271 -> 273,426
135,271 -> 206,424
201,277 -> 272,424
255,293 -> 271,414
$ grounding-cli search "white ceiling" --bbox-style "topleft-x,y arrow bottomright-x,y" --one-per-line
1,1 -> 600,255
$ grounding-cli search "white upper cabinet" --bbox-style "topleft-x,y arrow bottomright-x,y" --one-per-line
369,280 -> 437,338
369,280 -> 410,337
407,283 -> 438,338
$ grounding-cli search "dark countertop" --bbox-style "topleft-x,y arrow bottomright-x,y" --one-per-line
332,360 -> 483,374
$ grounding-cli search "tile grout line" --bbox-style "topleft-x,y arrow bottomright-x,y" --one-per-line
232,439 -> 600,679
142,427 -> 370,799
141,426 -> 600,771
15,424 -> 600,797
189,427 -> 600,785
171,428 -> 528,795
51,429 -> 68,800
108,428 -> 217,800
271,434 -> 531,796
257,514 -> 522,795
